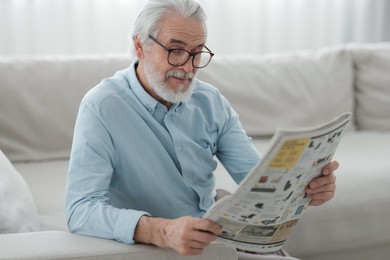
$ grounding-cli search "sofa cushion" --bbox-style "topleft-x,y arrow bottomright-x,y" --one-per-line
198,46 -> 355,137
0,149 -> 40,233
215,132 -> 390,257
284,131 -> 390,256
0,55 -> 132,162
349,43 -> 390,131
14,159 -> 69,231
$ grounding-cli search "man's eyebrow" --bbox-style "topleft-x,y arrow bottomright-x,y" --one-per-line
169,39 -> 187,45
169,38 -> 205,50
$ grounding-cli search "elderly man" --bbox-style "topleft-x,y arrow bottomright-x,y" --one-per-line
65,0 -> 338,259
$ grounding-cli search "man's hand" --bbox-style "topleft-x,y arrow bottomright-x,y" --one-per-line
306,160 -> 339,206
134,215 -> 221,256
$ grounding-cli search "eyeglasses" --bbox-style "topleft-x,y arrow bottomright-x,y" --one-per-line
149,35 -> 214,69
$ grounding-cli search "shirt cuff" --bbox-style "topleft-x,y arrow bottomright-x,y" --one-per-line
114,209 -> 151,244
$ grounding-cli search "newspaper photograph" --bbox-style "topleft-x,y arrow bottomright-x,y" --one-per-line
204,112 -> 353,252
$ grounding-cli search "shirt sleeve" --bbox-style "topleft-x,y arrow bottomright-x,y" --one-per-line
216,96 -> 262,184
65,100 -> 150,244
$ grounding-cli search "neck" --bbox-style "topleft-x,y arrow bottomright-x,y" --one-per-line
157,97 -> 173,109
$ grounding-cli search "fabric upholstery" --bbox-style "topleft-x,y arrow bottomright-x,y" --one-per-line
1,43 -> 390,260
282,132 -> 390,257
0,149 -> 39,233
198,46 -> 355,137
0,55 -> 132,162
215,131 -> 390,259
349,43 -> 390,130
14,160 -> 69,231
0,231 -> 237,260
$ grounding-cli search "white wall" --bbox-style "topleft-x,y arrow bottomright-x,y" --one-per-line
0,0 -> 389,56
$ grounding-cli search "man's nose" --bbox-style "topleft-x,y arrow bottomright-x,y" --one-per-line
178,57 -> 195,72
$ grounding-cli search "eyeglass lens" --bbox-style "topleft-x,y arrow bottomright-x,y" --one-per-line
168,50 -> 212,68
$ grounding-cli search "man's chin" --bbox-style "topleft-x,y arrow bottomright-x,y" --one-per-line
164,85 -> 193,104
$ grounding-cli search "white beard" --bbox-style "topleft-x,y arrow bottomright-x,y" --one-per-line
144,60 -> 196,104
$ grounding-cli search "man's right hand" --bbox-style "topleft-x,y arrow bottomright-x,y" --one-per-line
134,215 -> 222,255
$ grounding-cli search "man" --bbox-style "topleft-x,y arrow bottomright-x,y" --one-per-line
65,0 -> 338,258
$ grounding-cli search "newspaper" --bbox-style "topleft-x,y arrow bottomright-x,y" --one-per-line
204,112 -> 353,252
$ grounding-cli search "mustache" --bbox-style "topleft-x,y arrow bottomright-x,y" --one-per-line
166,70 -> 195,80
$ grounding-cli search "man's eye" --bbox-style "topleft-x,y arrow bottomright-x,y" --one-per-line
170,49 -> 185,56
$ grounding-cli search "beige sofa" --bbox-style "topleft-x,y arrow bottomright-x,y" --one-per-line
0,42 -> 390,259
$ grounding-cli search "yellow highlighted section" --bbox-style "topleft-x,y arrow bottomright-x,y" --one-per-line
269,138 -> 310,169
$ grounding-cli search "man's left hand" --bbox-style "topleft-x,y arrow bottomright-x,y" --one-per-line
306,161 -> 339,206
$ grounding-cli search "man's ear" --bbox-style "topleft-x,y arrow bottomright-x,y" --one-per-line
134,36 -> 145,60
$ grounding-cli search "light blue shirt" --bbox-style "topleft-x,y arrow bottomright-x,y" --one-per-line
65,62 -> 261,244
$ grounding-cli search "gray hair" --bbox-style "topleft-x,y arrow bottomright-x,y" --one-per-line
129,0 -> 208,59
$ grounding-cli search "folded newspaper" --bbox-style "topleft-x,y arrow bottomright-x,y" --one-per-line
204,112 -> 353,252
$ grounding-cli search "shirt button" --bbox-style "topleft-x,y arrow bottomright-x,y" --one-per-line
177,146 -> 181,151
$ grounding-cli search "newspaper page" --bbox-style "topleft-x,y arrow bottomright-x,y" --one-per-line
204,112 -> 353,252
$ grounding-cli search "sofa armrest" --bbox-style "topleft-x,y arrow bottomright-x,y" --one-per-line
0,231 -> 237,260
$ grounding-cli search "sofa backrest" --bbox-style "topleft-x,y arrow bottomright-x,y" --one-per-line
0,55 -> 132,162
347,43 -> 390,131
198,46 -> 355,137
1,43 -> 389,162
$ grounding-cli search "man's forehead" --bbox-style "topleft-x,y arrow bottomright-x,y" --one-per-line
157,16 -> 206,44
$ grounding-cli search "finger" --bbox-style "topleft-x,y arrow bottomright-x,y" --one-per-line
188,239 -> 211,249
322,161 -> 339,175
309,173 -> 336,189
307,189 -> 335,200
306,182 -> 336,195
309,198 -> 327,206
194,219 -> 221,235
191,230 -> 218,244
177,239 -> 209,256
308,190 -> 335,206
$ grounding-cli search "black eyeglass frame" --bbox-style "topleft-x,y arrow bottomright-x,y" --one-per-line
148,35 -> 214,68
